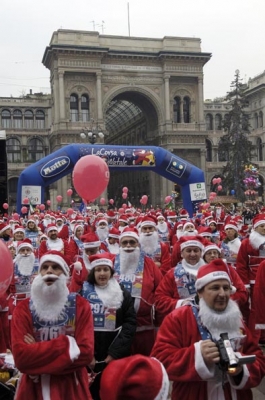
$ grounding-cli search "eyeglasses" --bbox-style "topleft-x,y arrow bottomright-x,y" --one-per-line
120,240 -> 138,246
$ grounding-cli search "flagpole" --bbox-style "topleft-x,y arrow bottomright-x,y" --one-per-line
127,2 -> 130,37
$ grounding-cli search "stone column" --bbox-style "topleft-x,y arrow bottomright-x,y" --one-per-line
96,72 -> 103,120
164,74 -> 170,122
200,148 -> 206,173
53,69 -> 59,124
58,71 -> 65,120
198,76 -> 204,123
180,99 -> 183,123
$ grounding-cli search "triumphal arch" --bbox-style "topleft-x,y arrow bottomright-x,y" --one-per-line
42,29 -> 211,207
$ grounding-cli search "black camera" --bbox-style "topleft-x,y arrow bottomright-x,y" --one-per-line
216,332 -> 256,372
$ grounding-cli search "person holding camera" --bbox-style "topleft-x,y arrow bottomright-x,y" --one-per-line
151,259 -> 265,400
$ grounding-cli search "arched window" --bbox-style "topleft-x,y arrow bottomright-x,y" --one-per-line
254,113 -> 259,129
13,109 -> 22,129
28,138 -> 44,162
1,109 -> 11,128
6,138 -> 21,162
24,110 -> 34,129
259,111 -> 263,128
206,114 -> 213,130
36,110 -> 45,129
81,94 -> 89,122
70,93 -> 79,122
215,114 -> 222,130
183,96 -> 190,123
173,96 -> 181,123
8,177 -> 19,207
257,138 -> 263,161
206,139 -> 212,162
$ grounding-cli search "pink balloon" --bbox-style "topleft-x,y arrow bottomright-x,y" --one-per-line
217,185 -> 222,191
56,195 -> 63,203
122,193 -> 127,199
100,198 -> 106,205
67,189 -> 73,196
217,178 -> 222,184
73,155 -> 110,201
141,195 -> 148,205
118,208 -> 124,214
39,204 -> 45,211
164,196 -> 171,204
40,213 -> 44,218
212,178 -> 218,185
0,241 -> 13,296
122,187 -> 128,193
13,213 -> 20,221
23,198 -> 29,204
67,208 -> 73,215
109,199 -> 114,205
46,200 -> 51,206
21,206 -> 28,214
2,203 -> 9,210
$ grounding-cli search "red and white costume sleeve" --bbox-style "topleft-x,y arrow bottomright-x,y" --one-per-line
11,295 -> 94,400
171,241 -> 182,267
226,264 -> 248,309
159,242 -> 172,275
236,238 -> 263,288
151,306 -> 265,400
253,260 -> 265,329
155,268 -> 180,319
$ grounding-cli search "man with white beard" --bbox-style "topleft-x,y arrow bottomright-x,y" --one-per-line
39,223 -> 72,266
105,227 -> 120,255
113,226 -> 163,356
95,218 -> 109,243
236,213 -> 265,344
155,236 -> 205,321
171,220 -> 198,266
139,215 -> 171,276
11,250 -> 94,400
8,238 -> 39,318
156,214 -> 170,244
151,259 -> 265,400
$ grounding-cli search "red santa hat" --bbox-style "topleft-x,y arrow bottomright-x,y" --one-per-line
140,215 -> 157,228
253,214 -> 265,229
179,209 -> 189,220
97,218 -> 108,226
156,214 -> 165,221
73,223 -> 84,235
46,223 -> 59,234
203,241 -> 221,256
204,212 -> 213,221
106,210 -> 116,219
100,355 -> 169,400
26,218 -> 36,225
56,216 -> 64,222
13,225 -> 25,234
195,259 -> 232,291
120,227 -> 139,242
167,210 -> 177,219
81,232 -> 101,249
16,238 -> 33,253
224,221 -> 238,232
179,235 -> 204,251
118,214 -> 129,224
183,221 -> 195,231
198,226 -> 212,238
89,252 -> 115,270
39,250 -> 69,276
108,227 -> 120,239
0,223 -> 11,234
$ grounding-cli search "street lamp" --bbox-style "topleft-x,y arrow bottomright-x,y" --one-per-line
80,119 -> 106,144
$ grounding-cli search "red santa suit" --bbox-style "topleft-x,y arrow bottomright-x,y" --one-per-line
39,238 -> 72,266
11,294 -> 94,400
151,305 -> 265,400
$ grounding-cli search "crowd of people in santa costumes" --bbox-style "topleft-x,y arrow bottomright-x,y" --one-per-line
1,201 -> 265,398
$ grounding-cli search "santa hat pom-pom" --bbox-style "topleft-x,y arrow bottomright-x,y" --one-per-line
74,261 -> 82,271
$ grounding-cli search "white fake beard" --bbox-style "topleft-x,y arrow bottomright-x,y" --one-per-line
181,258 -> 205,278
249,230 -> 265,250
30,274 -> 69,322
96,226 -> 109,241
43,219 -> 51,227
95,278 -> 123,308
199,297 -> 243,341
157,221 -> 168,233
176,229 -> 183,239
139,231 -> 159,254
83,252 -> 92,271
107,241 -> 120,255
47,238 -> 63,251
118,225 -> 126,233
15,253 -> 35,276
119,247 -> 141,275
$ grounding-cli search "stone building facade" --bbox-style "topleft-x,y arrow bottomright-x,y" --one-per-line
0,30 -> 264,209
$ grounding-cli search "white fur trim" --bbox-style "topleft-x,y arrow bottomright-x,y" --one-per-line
119,231 -> 139,241
83,240 -> 100,248
195,271 -> 231,291
90,258 -> 113,270
253,219 -> 265,229
39,254 -> 69,276
74,261 -> 82,271
17,242 -> 33,253
41,374 -> 51,400
224,223 -> 238,232
180,240 -> 204,251
67,335 -> 80,361
141,220 -> 157,228
255,324 -> 265,329
194,341 -> 215,379
153,359 -> 170,400
46,225 -> 58,233
203,244 -> 221,256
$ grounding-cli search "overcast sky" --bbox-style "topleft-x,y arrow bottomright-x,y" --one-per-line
1,0 -> 264,100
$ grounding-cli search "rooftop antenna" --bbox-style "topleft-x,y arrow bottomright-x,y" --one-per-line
127,2 -> 131,36
96,21 -> 105,34
90,20 -> 95,30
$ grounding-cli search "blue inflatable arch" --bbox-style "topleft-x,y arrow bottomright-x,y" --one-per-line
17,144 -> 206,216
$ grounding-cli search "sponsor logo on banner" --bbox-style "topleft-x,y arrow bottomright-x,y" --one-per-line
40,156 -> 71,178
